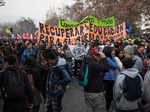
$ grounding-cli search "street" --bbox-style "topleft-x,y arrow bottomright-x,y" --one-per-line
40,78 -> 87,112
63,79 -> 87,112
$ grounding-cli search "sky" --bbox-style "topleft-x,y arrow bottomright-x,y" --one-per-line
0,0 -> 74,25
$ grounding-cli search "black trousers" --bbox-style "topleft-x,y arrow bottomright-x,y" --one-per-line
74,60 -> 82,78
3,101 -> 27,112
104,80 -> 115,112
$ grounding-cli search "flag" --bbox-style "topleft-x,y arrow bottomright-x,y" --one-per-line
126,23 -> 132,34
10,27 -> 13,33
5,28 -> 11,34
34,30 -> 38,35
16,34 -> 22,40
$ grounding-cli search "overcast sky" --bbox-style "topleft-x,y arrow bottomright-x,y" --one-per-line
0,0 -> 74,24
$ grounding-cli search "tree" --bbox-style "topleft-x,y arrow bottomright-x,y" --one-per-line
15,18 -> 36,34
0,18 -> 36,38
0,0 -> 5,7
64,0 -> 150,25
45,7 -> 59,26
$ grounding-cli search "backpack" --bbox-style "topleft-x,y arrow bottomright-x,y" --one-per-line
78,56 -> 88,80
78,64 -> 88,87
122,74 -> 142,101
2,68 -> 26,101
78,56 -> 90,87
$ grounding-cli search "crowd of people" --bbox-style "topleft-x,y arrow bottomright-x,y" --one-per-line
0,37 -> 149,112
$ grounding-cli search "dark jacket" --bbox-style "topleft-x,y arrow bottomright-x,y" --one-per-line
25,65 -> 43,106
38,64 -> 49,98
0,67 -> 33,103
84,57 -> 109,93
46,57 -> 71,95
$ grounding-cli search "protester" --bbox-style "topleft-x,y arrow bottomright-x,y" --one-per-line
103,46 -> 119,111
63,45 -> 73,75
135,44 -> 145,62
138,53 -> 150,112
84,48 -> 109,112
0,55 -> 34,112
124,45 -> 144,75
42,49 -> 71,112
24,56 -> 42,112
21,41 -> 33,65
116,49 -> 124,61
113,57 -> 143,112
143,53 -> 150,103
72,39 -> 85,78
0,47 -> 5,72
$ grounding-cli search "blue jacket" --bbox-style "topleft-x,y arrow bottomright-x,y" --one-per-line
21,49 -> 31,64
104,56 -> 118,81
32,47 -> 40,56
21,47 -> 40,64
46,57 -> 71,95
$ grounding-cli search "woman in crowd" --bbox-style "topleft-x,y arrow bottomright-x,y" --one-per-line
103,46 -> 119,111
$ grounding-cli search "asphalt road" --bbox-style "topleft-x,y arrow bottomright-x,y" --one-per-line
62,79 -> 87,112
40,78 -> 87,112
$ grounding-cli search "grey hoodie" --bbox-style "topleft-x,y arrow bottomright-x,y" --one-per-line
133,55 -> 144,74
113,68 -> 143,111
144,70 -> 150,103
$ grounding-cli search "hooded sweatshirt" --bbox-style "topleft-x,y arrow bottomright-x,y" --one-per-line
47,57 -> 71,95
113,68 -> 143,111
144,70 -> 150,103
133,55 -> 144,74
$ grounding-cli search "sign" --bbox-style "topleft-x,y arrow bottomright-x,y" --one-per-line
69,45 -> 86,60
59,16 -> 115,28
38,22 -> 126,45
16,33 -> 38,40
89,22 -> 127,42
38,22 -> 90,45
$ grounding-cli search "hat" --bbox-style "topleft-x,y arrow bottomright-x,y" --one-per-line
90,48 -> 99,55
124,45 -> 134,55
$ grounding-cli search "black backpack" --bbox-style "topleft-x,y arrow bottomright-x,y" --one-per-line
122,74 -> 142,101
2,68 -> 26,101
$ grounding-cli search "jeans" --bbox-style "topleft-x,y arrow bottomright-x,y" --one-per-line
84,92 -> 106,112
66,58 -> 72,75
104,80 -> 115,111
74,60 -> 82,78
